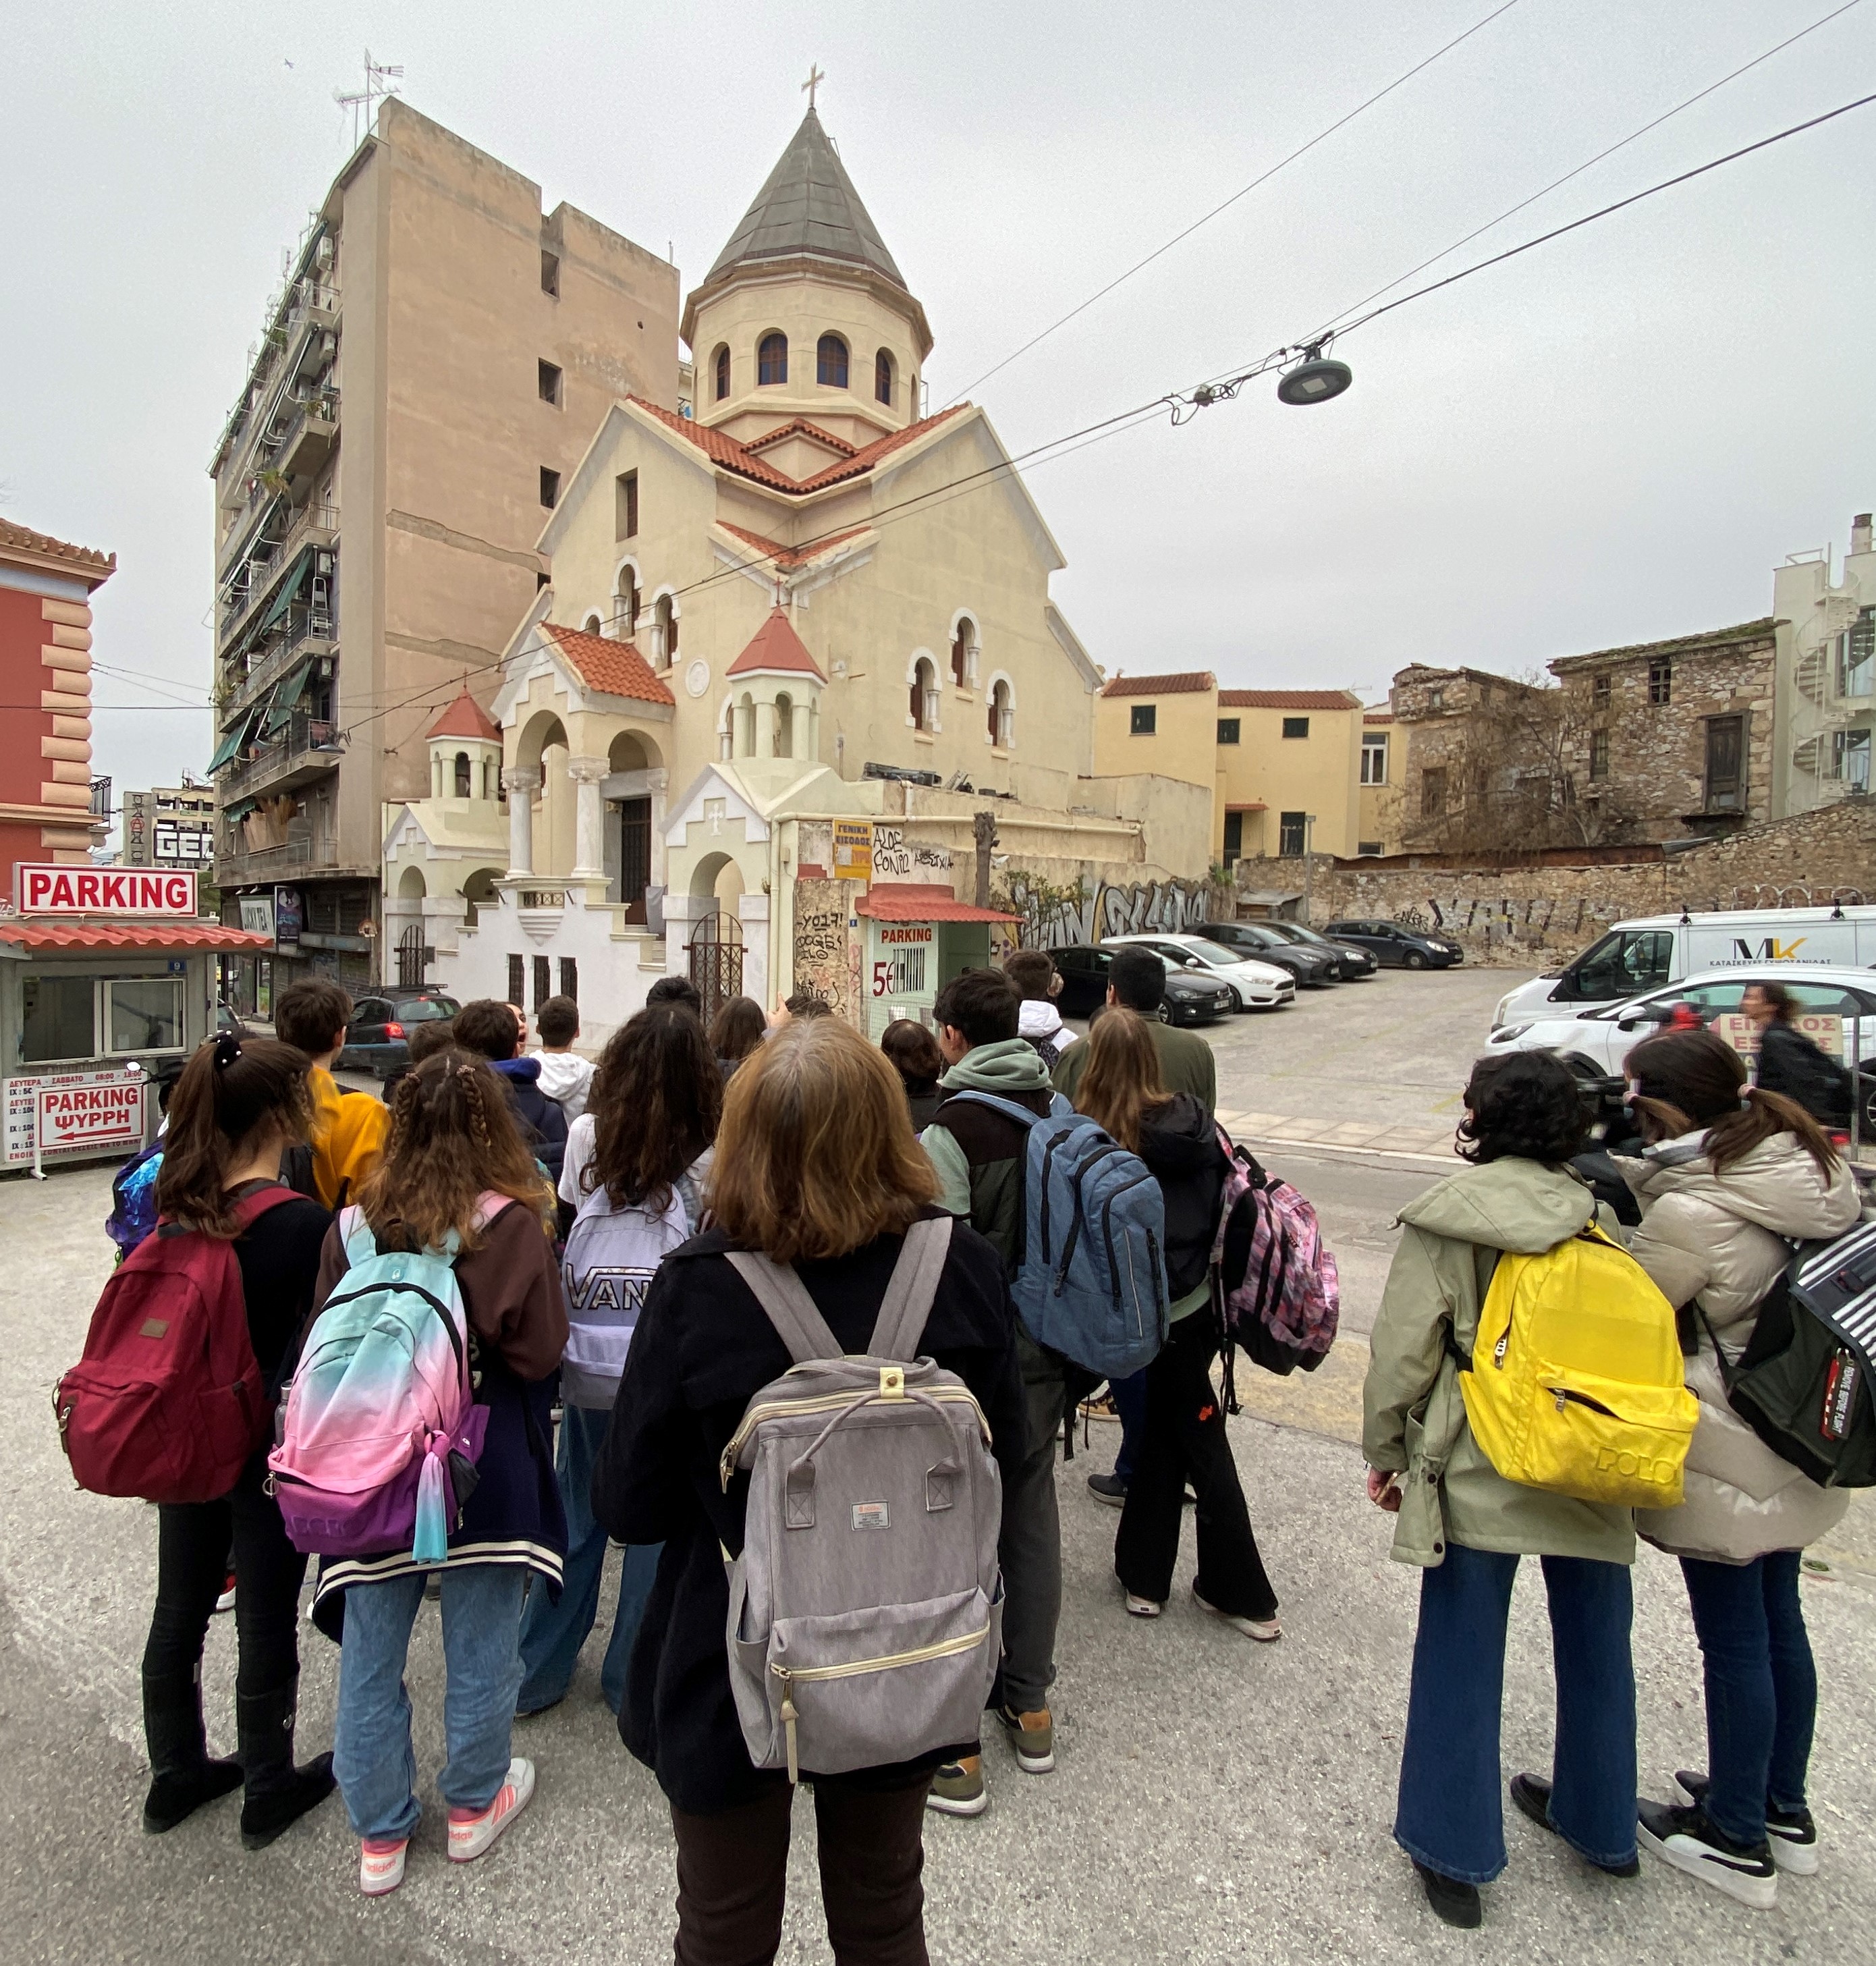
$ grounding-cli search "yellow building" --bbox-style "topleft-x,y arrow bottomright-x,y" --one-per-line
1357,709 -> 1397,855
1093,672 -> 1365,865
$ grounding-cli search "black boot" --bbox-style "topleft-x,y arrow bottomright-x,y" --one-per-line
1413,1860 -> 1483,1929
236,1681 -> 335,1851
142,1668 -> 243,1834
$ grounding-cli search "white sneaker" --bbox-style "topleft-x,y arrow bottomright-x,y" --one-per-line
1192,1585 -> 1281,1641
1124,1592 -> 1161,1618
447,1757 -> 536,1863
359,1837 -> 408,1896
1638,1799 -> 1777,1909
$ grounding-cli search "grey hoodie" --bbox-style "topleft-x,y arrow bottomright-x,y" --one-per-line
1363,1157 -> 1635,1567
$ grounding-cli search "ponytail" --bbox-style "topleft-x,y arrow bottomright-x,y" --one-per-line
1626,1027 -> 1840,1180
154,1033 -> 314,1237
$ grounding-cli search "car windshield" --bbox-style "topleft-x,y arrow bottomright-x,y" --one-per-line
1176,939 -> 1243,966
396,997 -> 458,1021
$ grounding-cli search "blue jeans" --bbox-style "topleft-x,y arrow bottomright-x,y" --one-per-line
1679,1550 -> 1816,1845
1395,1542 -> 1636,1884
517,1402 -> 661,1716
1110,1368 -> 1148,1486
333,1563 -> 526,1842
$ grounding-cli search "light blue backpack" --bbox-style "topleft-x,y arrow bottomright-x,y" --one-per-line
945,1093 -> 1169,1380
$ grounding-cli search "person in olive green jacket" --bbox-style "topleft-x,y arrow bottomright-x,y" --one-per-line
1050,947 -> 1215,1113
1362,1051 -> 1637,1930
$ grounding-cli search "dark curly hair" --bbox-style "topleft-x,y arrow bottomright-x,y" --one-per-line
1456,1051 -> 1589,1166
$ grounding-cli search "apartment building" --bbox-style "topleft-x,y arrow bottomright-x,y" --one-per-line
206,99 -> 680,988
121,781 -> 216,869
1773,511 -> 1874,813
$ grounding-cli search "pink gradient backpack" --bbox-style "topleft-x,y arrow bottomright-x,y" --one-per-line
267,1197 -> 509,1560
1211,1137 -> 1340,1401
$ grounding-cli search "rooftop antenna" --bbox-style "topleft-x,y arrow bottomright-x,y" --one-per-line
335,50 -> 404,149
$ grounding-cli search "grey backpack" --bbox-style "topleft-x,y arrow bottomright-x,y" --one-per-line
719,1216 -> 1005,1783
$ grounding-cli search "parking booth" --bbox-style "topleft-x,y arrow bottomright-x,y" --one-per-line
854,883 -> 1018,1041
1,864 -> 267,1173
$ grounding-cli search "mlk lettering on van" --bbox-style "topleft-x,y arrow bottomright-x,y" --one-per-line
1729,936 -> 1807,963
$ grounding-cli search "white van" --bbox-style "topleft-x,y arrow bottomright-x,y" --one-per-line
1492,905 -> 1876,1030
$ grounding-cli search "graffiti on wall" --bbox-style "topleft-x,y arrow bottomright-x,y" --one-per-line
872,825 -> 951,881
1001,873 -> 1214,950
792,879 -> 854,1020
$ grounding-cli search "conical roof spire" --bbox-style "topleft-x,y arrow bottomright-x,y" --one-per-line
705,109 -> 906,290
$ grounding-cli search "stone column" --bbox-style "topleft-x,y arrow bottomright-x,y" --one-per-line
505,766 -> 541,878
568,755 -> 608,878
646,767 -> 670,888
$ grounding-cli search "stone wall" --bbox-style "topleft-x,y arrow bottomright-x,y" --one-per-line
1227,799 -> 1874,965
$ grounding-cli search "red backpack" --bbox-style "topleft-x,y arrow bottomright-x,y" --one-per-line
56,1186 -> 295,1503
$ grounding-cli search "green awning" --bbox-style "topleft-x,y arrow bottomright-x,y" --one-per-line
207,706 -> 260,773
223,796 -> 258,822
263,661 -> 312,736
255,546 -> 313,635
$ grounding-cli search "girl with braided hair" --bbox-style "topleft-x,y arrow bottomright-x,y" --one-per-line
312,1047 -> 570,1896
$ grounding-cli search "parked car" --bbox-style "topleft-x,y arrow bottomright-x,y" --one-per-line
1321,918 -> 1464,970
337,989 -> 460,1078
1104,933 -> 1296,1012
1049,944 -> 1235,1025
1491,903 -> 1876,1030
1194,919 -> 1338,987
1485,960 -> 1876,1134
1257,919 -> 1379,979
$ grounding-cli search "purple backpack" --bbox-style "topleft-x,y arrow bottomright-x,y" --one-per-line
1211,1137 -> 1340,1401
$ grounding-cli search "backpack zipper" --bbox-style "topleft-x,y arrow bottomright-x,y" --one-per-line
319,1278 -> 466,1375
1051,1143 -> 1126,1296
719,1384 -> 990,1487
1097,1170 -> 1157,1321
771,1620 -> 992,1783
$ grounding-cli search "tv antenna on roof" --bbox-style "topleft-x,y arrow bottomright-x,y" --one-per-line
336,50 -> 404,148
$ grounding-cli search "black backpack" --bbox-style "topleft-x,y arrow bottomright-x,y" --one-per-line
1700,1219 -> 1876,1489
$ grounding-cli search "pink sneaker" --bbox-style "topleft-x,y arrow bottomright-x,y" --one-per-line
447,1757 -> 535,1863
359,1837 -> 408,1897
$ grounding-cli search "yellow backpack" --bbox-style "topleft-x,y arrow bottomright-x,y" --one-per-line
1460,1224 -> 1700,1509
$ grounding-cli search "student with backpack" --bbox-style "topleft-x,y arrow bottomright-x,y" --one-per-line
530,993 -> 595,1122
1617,1030 -> 1860,1907
304,1051 -> 569,1897
1362,1052 -> 1645,1930
1741,981 -> 1856,1130
452,997 -> 571,1182
880,1017 -> 947,1130
1003,949 -> 1077,1070
917,967 -> 1068,1815
1074,1010 -> 1279,1637
707,993 -> 768,1081
517,1003 -> 721,1718
272,978 -> 389,1209
89,1034 -> 339,1845
591,1016 -> 1022,1965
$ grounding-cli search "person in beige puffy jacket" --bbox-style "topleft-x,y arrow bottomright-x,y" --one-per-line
1617,1029 -> 1861,1911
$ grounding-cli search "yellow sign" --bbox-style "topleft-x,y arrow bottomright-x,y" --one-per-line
832,819 -> 872,881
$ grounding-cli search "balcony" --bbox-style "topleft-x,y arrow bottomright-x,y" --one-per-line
219,605 -> 337,717
277,388 -> 339,490
217,713 -> 345,801
214,834 -> 339,885
217,503 -> 337,653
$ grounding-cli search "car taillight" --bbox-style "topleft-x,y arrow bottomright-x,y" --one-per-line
384,1022 -> 406,1039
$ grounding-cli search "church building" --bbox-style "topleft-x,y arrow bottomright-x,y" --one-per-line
401,104 -> 1207,1039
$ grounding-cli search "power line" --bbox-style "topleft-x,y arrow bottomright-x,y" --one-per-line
939,0 -> 1528,408
1309,0 -> 1865,340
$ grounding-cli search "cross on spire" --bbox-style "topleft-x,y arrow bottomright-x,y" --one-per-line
801,63 -> 825,111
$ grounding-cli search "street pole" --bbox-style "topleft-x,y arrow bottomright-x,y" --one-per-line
1302,813 -> 1317,926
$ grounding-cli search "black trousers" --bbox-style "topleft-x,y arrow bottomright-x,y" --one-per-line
1113,1315 -> 1277,1620
670,1776 -> 930,1966
142,1456 -> 308,1704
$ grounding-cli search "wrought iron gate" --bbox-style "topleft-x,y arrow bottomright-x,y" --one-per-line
395,922 -> 426,989
686,910 -> 744,1025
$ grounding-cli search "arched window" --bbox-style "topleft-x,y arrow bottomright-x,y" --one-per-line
655,593 -> 677,664
875,348 -> 893,406
817,334 -> 849,388
989,680 -> 1013,749
713,344 -> 730,400
910,657 -> 939,732
583,612 -> 602,635
773,692 -> 793,759
454,750 -> 472,798
757,333 -> 788,386
951,616 -> 976,688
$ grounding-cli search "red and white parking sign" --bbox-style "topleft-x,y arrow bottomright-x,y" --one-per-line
36,1078 -> 144,1151
13,864 -> 196,917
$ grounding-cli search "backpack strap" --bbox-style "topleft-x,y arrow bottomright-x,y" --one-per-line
725,1251 -> 846,1365
339,1204 -> 379,1266
866,1216 -> 954,1361
941,1089 -> 1053,1129
231,1182 -> 298,1230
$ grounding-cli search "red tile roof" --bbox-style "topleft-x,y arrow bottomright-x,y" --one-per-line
744,418 -> 858,459
717,521 -> 871,571
0,921 -> 271,953
1363,709 -> 1394,724
1217,689 -> 1363,709
0,516 -> 115,579
539,622 -> 676,705
632,398 -> 969,497
727,607 -> 827,680
425,688 -> 501,742
1098,672 -> 1215,698
855,883 -> 1016,923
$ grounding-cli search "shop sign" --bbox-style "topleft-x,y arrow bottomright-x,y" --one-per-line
274,887 -> 304,948
832,819 -> 872,881
4,1067 -> 145,1168
13,864 -> 196,917
239,894 -> 276,937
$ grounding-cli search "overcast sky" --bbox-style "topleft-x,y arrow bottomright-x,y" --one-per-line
4,0 -> 1873,797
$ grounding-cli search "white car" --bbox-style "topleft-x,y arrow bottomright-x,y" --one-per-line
1485,960 -> 1876,1091
1105,933 -> 1297,1012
